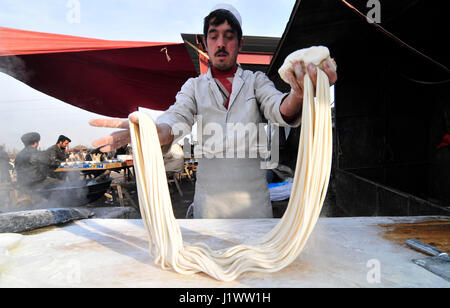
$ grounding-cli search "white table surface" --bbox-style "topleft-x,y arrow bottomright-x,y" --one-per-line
1,216 -> 449,288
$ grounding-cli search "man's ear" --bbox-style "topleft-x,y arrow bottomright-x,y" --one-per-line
239,38 -> 244,52
202,35 -> 212,59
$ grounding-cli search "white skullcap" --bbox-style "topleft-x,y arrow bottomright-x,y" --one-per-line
210,3 -> 242,28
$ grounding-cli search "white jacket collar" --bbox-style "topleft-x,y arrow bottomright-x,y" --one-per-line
206,63 -> 243,80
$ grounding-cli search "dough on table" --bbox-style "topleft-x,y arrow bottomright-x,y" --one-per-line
0,246 -> 9,269
0,233 -> 23,251
0,233 -> 23,270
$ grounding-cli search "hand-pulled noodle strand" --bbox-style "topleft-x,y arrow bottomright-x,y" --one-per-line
129,53 -> 333,282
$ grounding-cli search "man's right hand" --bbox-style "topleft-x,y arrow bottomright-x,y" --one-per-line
89,112 -> 174,152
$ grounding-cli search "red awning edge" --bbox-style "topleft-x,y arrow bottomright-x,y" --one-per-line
0,27 -> 198,117
0,26 -> 178,56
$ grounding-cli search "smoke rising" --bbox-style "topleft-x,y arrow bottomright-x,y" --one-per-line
0,28 -> 32,82
0,54 -> 32,83
0,175 -> 111,214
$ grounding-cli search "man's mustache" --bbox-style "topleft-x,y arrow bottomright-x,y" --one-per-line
215,48 -> 229,56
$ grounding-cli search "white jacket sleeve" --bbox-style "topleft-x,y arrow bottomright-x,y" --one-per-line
156,78 -> 197,141
254,72 -> 302,128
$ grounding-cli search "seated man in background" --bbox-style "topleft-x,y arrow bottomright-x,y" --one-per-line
15,132 -> 62,190
85,147 -> 106,162
114,145 -> 131,158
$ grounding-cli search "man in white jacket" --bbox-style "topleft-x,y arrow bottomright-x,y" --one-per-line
90,3 -> 337,218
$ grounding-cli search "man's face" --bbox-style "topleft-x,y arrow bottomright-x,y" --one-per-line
59,140 -> 69,149
205,19 -> 242,71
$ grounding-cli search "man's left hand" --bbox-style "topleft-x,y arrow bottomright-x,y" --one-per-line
280,59 -> 337,122
286,59 -> 337,101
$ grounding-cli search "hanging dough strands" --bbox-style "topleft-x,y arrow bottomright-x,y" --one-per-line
130,46 -> 334,282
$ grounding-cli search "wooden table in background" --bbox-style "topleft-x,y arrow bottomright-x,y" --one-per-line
55,161 -> 134,181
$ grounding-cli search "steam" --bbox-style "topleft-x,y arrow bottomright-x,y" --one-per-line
0,28 -> 32,83
32,176 -> 90,210
0,175 -> 110,213
0,54 -> 31,83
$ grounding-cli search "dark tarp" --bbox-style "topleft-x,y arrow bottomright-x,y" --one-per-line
267,0 -> 450,214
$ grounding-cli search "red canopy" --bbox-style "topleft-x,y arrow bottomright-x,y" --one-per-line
0,27 -> 198,117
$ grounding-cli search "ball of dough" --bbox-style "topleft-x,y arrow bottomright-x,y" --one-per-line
278,46 -> 335,84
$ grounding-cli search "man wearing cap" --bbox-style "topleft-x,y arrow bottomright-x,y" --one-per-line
90,4 -> 337,219
14,132 -> 62,190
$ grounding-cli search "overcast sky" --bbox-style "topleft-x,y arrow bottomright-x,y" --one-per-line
0,0 -> 296,151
